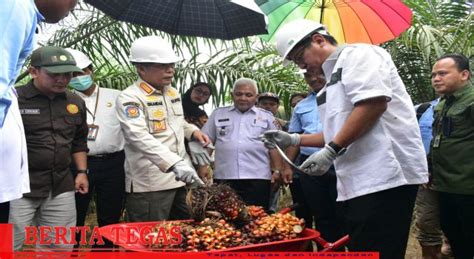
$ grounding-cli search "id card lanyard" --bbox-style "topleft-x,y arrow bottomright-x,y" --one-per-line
433,96 -> 453,148
86,88 -> 100,141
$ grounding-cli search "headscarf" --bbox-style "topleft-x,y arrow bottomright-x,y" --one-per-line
182,82 -> 212,128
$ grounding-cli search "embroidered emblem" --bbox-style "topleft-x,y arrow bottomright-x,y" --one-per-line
167,89 -> 177,98
124,105 -> 140,118
152,120 -> 167,132
66,104 -> 79,114
152,109 -> 165,119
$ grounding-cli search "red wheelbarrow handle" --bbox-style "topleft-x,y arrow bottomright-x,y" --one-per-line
313,234 -> 350,252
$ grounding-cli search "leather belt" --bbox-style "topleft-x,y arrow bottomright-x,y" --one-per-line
88,151 -> 123,160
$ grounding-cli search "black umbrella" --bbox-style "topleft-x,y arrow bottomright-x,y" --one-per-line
84,0 -> 268,40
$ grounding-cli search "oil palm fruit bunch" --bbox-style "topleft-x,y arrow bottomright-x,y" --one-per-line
187,184 -> 248,223
242,213 -> 305,244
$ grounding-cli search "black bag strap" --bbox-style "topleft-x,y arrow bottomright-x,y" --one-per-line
416,102 -> 432,121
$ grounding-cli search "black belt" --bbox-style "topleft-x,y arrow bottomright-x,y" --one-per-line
88,151 -> 123,161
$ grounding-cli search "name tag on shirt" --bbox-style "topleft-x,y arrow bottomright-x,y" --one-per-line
20,109 -> 40,115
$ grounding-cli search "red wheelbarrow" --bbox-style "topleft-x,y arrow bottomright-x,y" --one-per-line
99,220 -> 349,253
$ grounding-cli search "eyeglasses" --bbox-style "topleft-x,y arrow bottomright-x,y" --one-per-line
194,88 -> 210,97
289,39 -> 312,65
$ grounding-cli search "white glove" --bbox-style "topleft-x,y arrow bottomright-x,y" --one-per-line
170,161 -> 205,186
188,141 -> 214,166
299,144 -> 337,176
261,130 -> 300,149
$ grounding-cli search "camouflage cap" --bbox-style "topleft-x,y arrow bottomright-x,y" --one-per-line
30,46 -> 82,73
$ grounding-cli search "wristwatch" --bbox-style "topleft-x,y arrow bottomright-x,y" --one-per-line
271,169 -> 281,175
76,169 -> 89,175
328,141 -> 347,156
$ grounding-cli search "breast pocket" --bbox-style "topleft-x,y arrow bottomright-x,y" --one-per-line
249,119 -> 268,141
64,115 -> 83,125
215,120 -> 233,142
147,107 -> 168,134
296,106 -> 316,127
448,104 -> 472,137
171,101 -> 184,116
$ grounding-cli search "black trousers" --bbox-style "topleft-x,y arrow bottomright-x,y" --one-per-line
342,184 -> 418,259
0,202 -> 9,223
74,151 -> 125,248
214,179 -> 271,211
289,173 -> 314,228
438,192 -> 474,258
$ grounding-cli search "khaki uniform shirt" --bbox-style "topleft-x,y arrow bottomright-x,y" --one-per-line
116,79 -> 198,193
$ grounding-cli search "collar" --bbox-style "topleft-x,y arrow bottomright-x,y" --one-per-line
322,44 -> 347,80
33,0 -> 45,24
444,83 -> 472,100
325,44 -> 347,62
229,105 -> 258,114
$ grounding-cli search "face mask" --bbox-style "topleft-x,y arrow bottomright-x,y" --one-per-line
69,74 -> 93,91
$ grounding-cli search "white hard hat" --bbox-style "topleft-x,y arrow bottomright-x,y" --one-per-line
65,48 -> 92,69
129,36 -> 182,64
275,19 -> 328,66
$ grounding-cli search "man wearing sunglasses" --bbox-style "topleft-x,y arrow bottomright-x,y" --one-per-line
262,19 -> 428,258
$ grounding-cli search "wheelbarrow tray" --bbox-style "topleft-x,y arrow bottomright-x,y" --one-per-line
99,220 -> 323,252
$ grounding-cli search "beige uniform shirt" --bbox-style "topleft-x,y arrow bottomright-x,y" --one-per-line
116,79 -> 198,192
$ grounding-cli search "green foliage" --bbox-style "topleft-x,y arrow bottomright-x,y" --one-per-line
32,0 -> 472,111
385,0 -> 473,104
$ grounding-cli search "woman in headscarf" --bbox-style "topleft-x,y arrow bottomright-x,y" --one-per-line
182,82 -> 212,128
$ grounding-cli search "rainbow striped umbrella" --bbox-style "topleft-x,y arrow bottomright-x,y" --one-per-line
257,0 -> 413,44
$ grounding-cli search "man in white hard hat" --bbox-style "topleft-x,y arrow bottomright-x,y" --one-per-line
67,48 -> 125,249
116,36 -> 210,222
262,19 -> 428,257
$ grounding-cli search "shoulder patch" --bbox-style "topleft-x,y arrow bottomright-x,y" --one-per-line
124,105 -> 140,118
66,104 -> 79,114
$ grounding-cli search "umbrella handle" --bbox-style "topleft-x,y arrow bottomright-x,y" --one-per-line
313,234 -> 350,252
